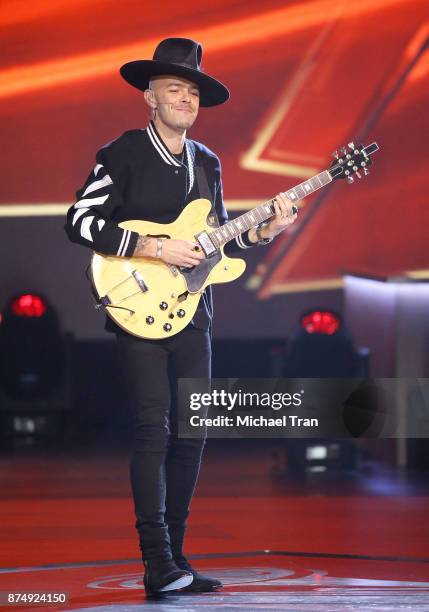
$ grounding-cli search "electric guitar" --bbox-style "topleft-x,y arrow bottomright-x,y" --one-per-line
90,141 -> 379,339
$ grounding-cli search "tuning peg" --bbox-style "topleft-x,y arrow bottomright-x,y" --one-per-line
355,171 -> 362,179
346,175 -> 354,184
332,150 -> 339,159
348,141 -> 355,150
364,168 -> 370,176
341,146 -> 347,155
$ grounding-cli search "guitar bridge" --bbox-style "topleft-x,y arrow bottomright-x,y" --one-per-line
132,270 -> 148,292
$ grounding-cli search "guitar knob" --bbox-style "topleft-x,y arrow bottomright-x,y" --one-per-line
163,323 -> 172,332
146,316 -> 154,325
177,309 -> 186,318
346,175 -> 354,184
159,302 -> 168,310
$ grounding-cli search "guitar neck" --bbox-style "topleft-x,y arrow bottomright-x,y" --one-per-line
209,169 -> 332,248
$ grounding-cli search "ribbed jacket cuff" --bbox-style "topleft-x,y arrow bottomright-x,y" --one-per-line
235,230 -> 254,249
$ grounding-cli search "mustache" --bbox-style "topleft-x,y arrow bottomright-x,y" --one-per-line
155,102 -> 196,110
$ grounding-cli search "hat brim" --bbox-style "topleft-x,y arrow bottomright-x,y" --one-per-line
119,60 -> 229,107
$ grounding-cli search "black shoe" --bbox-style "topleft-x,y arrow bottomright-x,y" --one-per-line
143,558 -> 193,597
173,555 -> 222,592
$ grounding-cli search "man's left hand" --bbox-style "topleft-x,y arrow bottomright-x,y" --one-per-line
264,192 -> 299,238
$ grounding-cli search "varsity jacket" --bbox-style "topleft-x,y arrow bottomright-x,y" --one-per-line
64,120 -> 256,335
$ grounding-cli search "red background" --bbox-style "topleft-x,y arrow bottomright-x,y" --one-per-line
1,0 -> 428,335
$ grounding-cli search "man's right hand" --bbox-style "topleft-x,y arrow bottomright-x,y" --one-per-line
160,239 -> 205,267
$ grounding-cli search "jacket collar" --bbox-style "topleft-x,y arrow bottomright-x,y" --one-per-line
146,120 -> 195,194
146,120 -> 182,166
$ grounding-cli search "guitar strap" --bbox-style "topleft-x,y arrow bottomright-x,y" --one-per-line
188,143 -> 217,329
192,145 -> 220,229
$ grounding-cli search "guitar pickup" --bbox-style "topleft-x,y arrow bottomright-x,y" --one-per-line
195,231 -> 217,256
132,270 -> 148,292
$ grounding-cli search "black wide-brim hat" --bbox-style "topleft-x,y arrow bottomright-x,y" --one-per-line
119,37 -> 229,107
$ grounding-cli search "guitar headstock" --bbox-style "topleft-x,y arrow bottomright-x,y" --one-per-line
329,142 -> 379,184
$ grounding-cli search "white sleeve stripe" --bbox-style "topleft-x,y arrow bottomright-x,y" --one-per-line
80,216 -> 94,242
94,163 -> 103,176
74,194 -> 109,209
117,229 -> 127,256
72,207 -> 89,226
236,235 -> 245,248
97,219 -> 105,231
120,229 -> 131,256
82,174 -> 113,197
236,234 -> 251,249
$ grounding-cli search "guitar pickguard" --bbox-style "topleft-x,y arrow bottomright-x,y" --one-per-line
180,250 -> 222,292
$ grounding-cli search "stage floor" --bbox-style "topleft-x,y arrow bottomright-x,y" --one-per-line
1,438 -> 428,611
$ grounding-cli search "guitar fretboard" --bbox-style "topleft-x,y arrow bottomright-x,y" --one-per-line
209,170 -> 332,248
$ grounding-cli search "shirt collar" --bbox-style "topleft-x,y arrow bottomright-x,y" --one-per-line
146,120 -> 195,195
146,120 -> 184,167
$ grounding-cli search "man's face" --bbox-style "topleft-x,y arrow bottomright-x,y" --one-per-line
148,75 -> 200,130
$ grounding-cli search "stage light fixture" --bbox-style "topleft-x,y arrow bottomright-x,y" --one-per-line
301,310 -> 341,335
0,292 -> 65,399
284,310 -> 357,378
11,294 -> 47,318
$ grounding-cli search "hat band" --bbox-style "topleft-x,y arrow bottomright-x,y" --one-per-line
158,60 -> 201,72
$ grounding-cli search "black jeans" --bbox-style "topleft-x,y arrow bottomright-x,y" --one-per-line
116,325 -> 211,561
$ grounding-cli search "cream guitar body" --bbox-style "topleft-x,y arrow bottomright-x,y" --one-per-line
90,198 -> 246,339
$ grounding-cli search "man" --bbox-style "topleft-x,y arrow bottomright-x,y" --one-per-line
65,37 -> 297,597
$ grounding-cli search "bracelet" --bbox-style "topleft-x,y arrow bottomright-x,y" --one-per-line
156,237 -> 164,258
255,224 -> 273,245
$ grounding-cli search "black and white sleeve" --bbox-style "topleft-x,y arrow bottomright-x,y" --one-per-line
64,139 -> 139,257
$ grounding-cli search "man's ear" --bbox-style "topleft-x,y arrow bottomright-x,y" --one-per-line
144,89 -> 157,110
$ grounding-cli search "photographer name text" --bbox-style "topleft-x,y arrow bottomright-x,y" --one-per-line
189,414 -> 319,428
